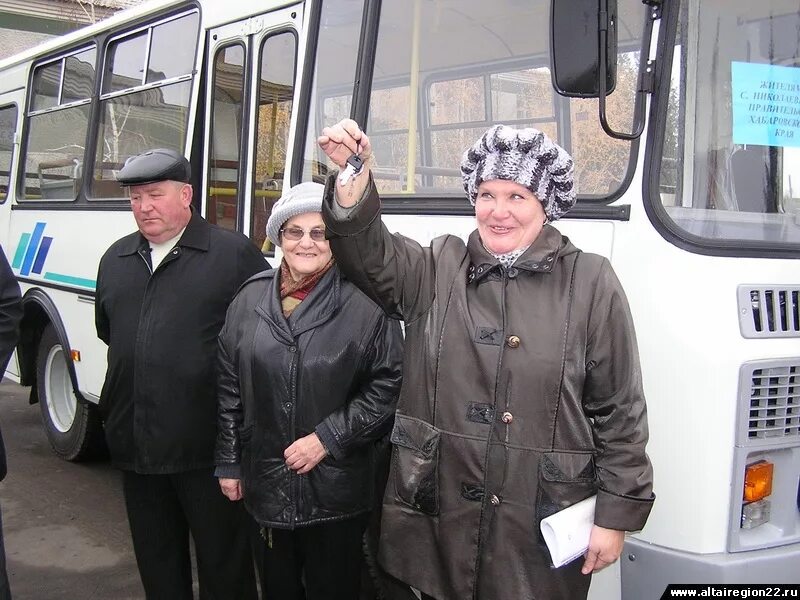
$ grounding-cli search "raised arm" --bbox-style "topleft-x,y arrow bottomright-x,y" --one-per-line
319,120 -> 438,322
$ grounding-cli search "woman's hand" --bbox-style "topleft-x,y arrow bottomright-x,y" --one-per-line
318,118 -> 372,169
318,119 -> 373,208
284,433 -> 328,474
581,525 -> 625,574
219,478 -> 242,501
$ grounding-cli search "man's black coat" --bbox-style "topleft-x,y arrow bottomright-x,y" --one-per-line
96,212 -> 267,473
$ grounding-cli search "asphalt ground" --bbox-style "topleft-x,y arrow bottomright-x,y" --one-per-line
0,378 -> 145,599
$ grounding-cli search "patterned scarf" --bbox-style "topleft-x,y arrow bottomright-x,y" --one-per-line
279,258 -> 335,317
484,243 -> 531,268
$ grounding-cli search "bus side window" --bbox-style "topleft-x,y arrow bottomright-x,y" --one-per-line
0,105 -> 18,203
21,47 -> 96,201
91,11 -> 200,200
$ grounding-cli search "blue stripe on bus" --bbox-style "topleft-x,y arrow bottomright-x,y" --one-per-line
32,236 -> 52,274
20,222 -> 46,276
43,272 -> 97,290
12,233 -> 30,270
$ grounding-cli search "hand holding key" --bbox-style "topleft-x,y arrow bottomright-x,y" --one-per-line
318,119 -> 371,168
318,119 -> 373,207
338,154 -> 364,186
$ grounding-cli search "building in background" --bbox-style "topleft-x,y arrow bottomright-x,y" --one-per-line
0,0 -> 142,60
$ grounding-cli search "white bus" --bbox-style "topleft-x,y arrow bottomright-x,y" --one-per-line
0,0 -> 797,596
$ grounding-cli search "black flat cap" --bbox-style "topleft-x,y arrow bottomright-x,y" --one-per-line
116,148 -> 191,186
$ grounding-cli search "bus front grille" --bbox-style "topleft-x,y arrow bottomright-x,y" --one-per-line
742,363 -> 800,443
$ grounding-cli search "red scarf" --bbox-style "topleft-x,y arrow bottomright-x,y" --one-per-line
279,258 -> 335,317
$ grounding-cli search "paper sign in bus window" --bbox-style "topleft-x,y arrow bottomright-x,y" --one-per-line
731,62 -> 800,148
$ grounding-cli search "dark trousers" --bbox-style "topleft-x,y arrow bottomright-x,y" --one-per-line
260,515 -> 368,600
122,468 -> 257,600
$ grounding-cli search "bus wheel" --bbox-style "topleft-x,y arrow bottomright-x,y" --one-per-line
36,324 -> 104,461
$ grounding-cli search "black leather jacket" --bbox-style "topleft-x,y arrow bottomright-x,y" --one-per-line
215,265 -> 403,528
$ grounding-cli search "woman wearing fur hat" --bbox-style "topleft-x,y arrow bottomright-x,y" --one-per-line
214,181 -> 404,599
317,120 -> 654,600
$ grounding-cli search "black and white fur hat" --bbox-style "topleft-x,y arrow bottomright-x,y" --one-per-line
460,124 -> 576,221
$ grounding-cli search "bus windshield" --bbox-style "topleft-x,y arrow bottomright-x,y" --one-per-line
658,0 -> 800,252
302,0 -> 647,203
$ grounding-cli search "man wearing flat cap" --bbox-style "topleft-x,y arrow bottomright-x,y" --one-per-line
95,148 -> 266,599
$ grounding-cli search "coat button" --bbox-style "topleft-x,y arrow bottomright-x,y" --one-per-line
506,335 -> 520,348
501,411 -> 513,424
289,346 -> 296,353
507,267 -> 518,278
490,494 -> 501,506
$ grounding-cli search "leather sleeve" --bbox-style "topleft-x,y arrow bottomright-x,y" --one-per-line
315,312 -> 403,460
322,172 -> 436,323
214,307 -> 244,468
582,257 -> 654,531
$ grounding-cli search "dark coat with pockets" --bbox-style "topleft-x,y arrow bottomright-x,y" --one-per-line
322,175 -> 654,600
95,211 -> 267,473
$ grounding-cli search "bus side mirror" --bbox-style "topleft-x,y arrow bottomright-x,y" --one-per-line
550,0 -> 617,98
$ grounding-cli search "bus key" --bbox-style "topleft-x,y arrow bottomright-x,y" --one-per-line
338,153 -> 364,185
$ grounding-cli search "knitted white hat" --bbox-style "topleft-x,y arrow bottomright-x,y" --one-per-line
460,125 -> 576,221
266,182 -> 325,247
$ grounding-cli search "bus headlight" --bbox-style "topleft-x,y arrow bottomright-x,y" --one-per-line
741,498 -> 771,529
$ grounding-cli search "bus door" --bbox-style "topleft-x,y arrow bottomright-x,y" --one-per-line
203,4 -> 301,256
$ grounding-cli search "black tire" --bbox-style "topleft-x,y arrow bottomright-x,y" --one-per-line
36,323 -> 105,461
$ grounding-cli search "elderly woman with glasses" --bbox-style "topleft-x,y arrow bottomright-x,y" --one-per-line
318,120 -> 655,600
214,182 -> 404,600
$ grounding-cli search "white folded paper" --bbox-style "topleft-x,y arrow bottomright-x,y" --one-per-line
540,495 -> 597,568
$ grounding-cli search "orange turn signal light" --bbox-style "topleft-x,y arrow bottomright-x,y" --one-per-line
743,461 -> 773,503
70,349 -> 81,362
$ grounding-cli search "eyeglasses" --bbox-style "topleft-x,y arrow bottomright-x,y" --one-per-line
280,226 -> 326,242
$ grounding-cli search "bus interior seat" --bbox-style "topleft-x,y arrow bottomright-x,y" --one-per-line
730,145 -> 776,213
38,158 -> 81,200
